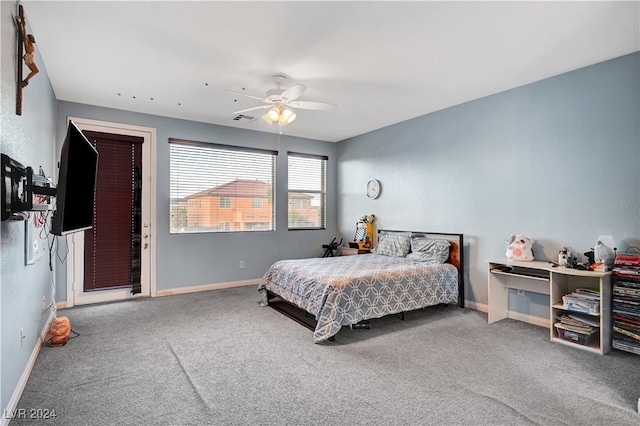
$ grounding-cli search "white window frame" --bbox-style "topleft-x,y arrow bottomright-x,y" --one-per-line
287,152 -> 327,230
169,139 -> 276,234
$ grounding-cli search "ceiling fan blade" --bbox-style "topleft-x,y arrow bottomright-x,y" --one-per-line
288,100 -> 336,110
232,105 -> 271,115
281,84 -> 306,102
225,89 -> 265,101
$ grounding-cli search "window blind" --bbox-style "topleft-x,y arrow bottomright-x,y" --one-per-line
288,152 -> 327,230
169,139 -> 276,233
83,131 -> 143,294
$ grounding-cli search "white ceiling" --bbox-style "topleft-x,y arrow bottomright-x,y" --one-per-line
22,1 -> 640,143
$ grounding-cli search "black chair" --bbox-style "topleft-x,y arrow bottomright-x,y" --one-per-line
321,237 -> 343,257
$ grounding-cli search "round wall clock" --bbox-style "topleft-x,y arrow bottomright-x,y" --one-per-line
366,179 -> 381,199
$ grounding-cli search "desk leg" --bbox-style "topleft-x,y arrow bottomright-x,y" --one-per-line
488,273 -> 508,324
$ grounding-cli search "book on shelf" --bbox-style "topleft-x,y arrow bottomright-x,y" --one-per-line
612,259 -> 640,356
613,312 -> 640,325
613,267 -> 640,275
613,287 -> 640,299
614,280 -> 640,290
614,254 -> 640,266
613,297 -> 640,307
574,288 -> 600,297
613,298 -> 640,316
613,267 -> 640,281
566,313 -> 600,327
554,321 -> 598,336
614,319 -> 640,332
556,313 -> 599,327
613,338 -> 640,355
613,313 -> 640,326
613,322 -> 640,341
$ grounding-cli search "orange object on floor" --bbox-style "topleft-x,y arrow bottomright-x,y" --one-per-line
50,316 -> 71,345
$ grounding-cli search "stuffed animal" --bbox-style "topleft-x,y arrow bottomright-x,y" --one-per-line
506,234 -> 535,261
360,214 -> 375,224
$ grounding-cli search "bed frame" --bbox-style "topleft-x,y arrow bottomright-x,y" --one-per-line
265,231 -> 465,336
405,230 -> 465,307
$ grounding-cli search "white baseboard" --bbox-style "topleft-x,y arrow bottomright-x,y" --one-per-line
465,300 -> 488,313
464,300 -> 548,328
2,310 -> 55,426
507,311 -> 550,328
156,278 -> 261,297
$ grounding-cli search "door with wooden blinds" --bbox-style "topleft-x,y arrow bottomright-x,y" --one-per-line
82,131 -> 143,293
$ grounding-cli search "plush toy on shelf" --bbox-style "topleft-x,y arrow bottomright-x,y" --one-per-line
360,214 -> 375,224
505,234 -> 535,261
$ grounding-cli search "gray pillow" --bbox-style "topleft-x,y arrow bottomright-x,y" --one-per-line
406,238 -> 451,264
372,231 -> 412,257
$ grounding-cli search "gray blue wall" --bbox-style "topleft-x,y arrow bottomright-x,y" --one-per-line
1,0 -> 58,413
55,102 -> 338,300
2,0 -> 638,413
337,52 -> 640,318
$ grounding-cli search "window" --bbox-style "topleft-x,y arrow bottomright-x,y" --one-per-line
220,197 -> 231,209
252,198 -> 263,209
170,139 -> 276,233
288,152 -> 327,230
291,199 -> 308,210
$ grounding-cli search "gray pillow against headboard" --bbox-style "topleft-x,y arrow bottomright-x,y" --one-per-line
406,237 -> 451,264
371,231 -> 412,257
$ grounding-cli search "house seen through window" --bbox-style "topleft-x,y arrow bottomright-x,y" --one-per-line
288,152 -> 327,230
169,139 -> 276,233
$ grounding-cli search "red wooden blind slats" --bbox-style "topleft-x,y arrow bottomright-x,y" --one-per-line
83,131 -> 142,292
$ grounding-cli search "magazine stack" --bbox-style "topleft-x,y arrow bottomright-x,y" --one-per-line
612,253 -> 640,355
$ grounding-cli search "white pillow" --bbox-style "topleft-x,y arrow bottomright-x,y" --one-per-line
372,231 -> 412,257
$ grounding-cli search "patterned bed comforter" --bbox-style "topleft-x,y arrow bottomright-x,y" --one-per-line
257,253 -> 458,342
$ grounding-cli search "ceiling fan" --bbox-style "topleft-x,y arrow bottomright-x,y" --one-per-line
227,75 -> 336,126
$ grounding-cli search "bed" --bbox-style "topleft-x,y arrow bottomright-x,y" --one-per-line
257,231 -> 464,343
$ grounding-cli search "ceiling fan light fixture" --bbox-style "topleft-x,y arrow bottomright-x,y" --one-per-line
262,114 -> 274,125
262,105 -> 296,126
280,107 -> 296,125
228,75 -> 335,128
266,107 -> 281,122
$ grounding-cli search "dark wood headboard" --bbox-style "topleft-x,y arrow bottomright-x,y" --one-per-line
378,230 -> 465,308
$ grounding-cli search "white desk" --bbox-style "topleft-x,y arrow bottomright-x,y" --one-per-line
488,259 -> 611,354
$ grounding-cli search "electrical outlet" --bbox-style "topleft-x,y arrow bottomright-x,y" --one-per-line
25,219 -> 46,265
517,289 -> 525,296
239,261 -> 245,269
20,328 -> 25,346
42,296 -> 48,311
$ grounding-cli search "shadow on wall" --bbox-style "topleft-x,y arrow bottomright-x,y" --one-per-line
462,236 -> 475,305
532,240 -> 548,261
617,238 -> 640,256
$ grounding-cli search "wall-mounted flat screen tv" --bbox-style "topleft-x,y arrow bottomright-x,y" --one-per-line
51,121 -> 99,236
